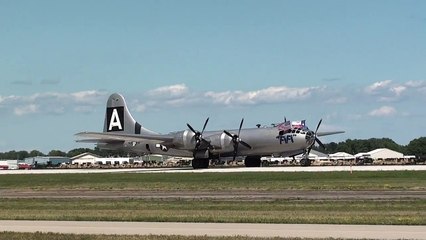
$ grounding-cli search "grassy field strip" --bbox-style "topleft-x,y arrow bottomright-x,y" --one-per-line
0,198 -> 424,225
0,232 -> 359,240
0,171 -> 425,191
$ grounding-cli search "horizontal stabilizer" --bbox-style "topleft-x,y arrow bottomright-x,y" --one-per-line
317,131 -> 345,137
75,132 -> 174,143
75,139 -> 124,144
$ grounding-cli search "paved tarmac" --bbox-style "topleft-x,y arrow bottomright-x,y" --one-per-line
1,220 -> 425,239
1,189 -> 425,200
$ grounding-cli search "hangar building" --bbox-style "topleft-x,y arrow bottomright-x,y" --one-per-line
70,152 -> 101,165
355,148 -> 404,160
71,152 -> 132,165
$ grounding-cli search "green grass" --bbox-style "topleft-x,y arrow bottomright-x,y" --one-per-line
1,171 -> 424,226
0,198 -> 424,225
0,171 -> 425,191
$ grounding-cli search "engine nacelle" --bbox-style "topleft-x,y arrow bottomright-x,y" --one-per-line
172,130 -> 197,150
172,131 -> 236,153
208,132 -> 234,153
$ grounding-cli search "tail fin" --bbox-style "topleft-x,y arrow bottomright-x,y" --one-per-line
103,93 -> 156,135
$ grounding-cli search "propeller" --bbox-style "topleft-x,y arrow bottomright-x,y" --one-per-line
306,119 -> 325,155
223,118 -> 252,161
187,117 -> 210,151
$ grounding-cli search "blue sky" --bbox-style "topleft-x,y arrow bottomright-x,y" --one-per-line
1,0 -> 425,153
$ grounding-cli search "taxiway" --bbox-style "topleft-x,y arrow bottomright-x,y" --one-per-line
0,164 -> 425,174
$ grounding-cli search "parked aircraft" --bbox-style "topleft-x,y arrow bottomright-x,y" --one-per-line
76,93 -> 344,168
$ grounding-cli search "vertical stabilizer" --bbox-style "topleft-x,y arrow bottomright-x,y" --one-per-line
103,93 -> 156,135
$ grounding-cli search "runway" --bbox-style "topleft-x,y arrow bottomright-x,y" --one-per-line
2,189 -> 425,200
0,164 -> 425,174
1,220 -> 425,239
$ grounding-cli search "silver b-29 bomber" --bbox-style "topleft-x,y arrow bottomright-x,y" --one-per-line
76,93 -> 344,169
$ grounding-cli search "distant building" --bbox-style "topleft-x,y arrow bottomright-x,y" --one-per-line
355,148 -> 403,160
329,152 -> 355,161
70,152 -> 132,165
70,152 -> 101,165
141,154 -> 165,163
24,156 -> 70,167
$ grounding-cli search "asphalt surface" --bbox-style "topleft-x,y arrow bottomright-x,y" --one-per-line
1,189 -> 425,200
1,164 -> 425,174
1,220 -> 425,239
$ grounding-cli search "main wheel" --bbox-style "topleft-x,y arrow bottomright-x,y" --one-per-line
192,158 -> 209,169
244,156 -> 261,167
300,158 -> 311,166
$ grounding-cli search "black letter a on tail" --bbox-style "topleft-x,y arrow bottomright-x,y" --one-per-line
106,107 -> 124,132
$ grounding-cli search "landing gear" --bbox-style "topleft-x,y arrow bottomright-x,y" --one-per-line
300,158 -> 311,166
192,158 -> 209,169
245,156 -> 261,167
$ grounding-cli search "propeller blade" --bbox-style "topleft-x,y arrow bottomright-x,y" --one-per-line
315,119 -> 322,134
238,118 -> 244,136
187,123 -> 197,134
223,130 -> 234,138
315,137 -> 325,149
240,140 -> 252,149
201,117 -> 209,134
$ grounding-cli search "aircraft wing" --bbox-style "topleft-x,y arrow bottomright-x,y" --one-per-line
317,131 -> 345,137
75,132 -> 174,144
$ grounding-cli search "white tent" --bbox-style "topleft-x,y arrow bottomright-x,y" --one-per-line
355,148 -> 403,160
329,152 -> 355,160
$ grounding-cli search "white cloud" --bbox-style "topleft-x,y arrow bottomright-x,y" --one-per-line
363,80 -> 426,102
364,80 -> 392,94
368,106 -> 397,117
389,85 -> 406,97
0,90 -> 107,116
204,86 -> 321,105
14,104 -> 39,116
0,95 -> 20,105
28,92 -> 66,102
148,84 -> 188,98
405,80 -> 426,95
405,80 -> 425,88
71,90 -> 107,104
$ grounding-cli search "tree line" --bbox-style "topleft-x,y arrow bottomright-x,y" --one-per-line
0,147 -> 140,160
1,137 -> 425,160
316,137 -> 426,156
